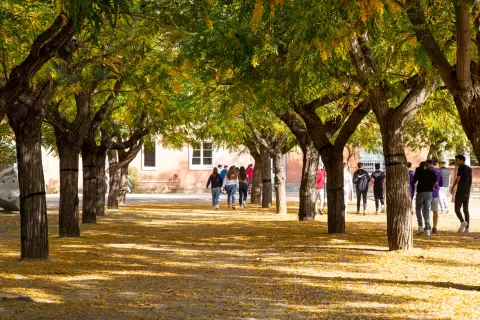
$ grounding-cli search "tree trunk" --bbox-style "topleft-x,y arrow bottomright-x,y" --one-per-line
299,142 -> 320,221
260,145 -> 272,208
250,151 -> 262,205
273,152 -> 287,214
107,150 -> 121,210
381,125 -> 413,251
81,148 -> 97,224
57,141 -> 80,237
96,151 -> 107,216
8,104 -> 48,259
118,165 -> 128,205
322,149 -> 346,233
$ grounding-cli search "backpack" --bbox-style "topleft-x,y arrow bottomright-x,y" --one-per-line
356,171 -> 369,191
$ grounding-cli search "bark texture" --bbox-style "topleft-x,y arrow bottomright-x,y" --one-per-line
273,152 -> 287,215
405,2 -> 480,173
260,145 -> 272,208
7,83 -> 53,259
250,149 -> 263,205
350,32 -> 435,250
294,97 -> 372,233
277,112 -> 319,221
0,14 -> 80,120
47,92 -> 92,237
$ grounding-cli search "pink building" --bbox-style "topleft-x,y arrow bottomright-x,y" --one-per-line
41,142 -> 480,193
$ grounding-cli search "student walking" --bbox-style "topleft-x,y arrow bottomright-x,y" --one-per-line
343,163 -> 353,216
413,161 -> 438,237
220,165 -> 228,180
427,160 -> 443,234
353,162 -> 370,215
371,163 -> 386,214
315,164 -> 327,215
407,162 -> 416,215
238,166 -> 249,208
206,167 -> 223,209
246,164 -> 254,193
439,161 -> 451,214
451,155 -> 472,233
222,166 -> 239,209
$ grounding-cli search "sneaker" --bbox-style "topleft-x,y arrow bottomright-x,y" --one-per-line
363,211 -> 366,216
416,226 -> 424,235
232,204 -> 236,210
432,227 -> 437,234
458,221 -> 468,233
425,229 -> 431,237
465,227 -> 470,233
375,211 -> 379,215
215,205 -> 219,210
381,205 -> 386,213
356,211 -> 360,215
243,203 -> 247,208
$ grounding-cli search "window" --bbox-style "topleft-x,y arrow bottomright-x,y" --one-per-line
142,143 -> 156,170
189,141 -> 214,170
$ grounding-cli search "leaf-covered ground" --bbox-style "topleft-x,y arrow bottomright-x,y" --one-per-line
0,201 -> 479,319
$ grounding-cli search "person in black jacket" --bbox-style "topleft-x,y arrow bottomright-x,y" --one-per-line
353,162 -> 370,215
413,161 -> 438,237
207,168 -> 223,209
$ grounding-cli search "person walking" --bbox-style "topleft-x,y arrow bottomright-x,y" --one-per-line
370,163 -> 386,214
427,159 -> 443,234
343,163 -> 353,216
220,165 -> 228,180
238,166 -> 249,208
222,166 -> 239,209
439,161 -> 451,214
450,155 -> 472,233
413,161 -> 438,237
407,162 -> 416,215
246,164 -> 254,193
206,167 -> 223,209
353,162 -> 370,215
315,164 -> 327,215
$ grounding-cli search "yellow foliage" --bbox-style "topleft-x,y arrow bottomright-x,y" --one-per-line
250,0 -> 264,30
205,16 -> 214,30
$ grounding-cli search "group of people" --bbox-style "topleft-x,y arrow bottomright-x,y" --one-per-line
206,164 -> 254,209
315,155 -> 472,237
409,155 -> 471,236
315,162 -> 386,216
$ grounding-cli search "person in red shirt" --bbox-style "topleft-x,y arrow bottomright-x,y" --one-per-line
246,164 -> 254,193
316,164 -> 327,215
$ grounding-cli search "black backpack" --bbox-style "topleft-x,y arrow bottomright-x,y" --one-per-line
356,171 -> 369,191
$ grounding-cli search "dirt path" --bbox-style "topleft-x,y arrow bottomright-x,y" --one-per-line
0,203 -> 479,319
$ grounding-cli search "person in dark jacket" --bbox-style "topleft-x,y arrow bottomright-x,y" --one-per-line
207,167 -> 223,209
353,162 -> 370,215
371,163 -> 386,214
413,161 -> 438,237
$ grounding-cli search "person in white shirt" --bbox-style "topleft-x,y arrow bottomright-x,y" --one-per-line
343,163 -> 353,216
222,166 -> 239,209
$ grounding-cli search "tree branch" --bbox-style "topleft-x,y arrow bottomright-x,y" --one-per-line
456,4 -> 472,89
405,0 -> 456,90
334,98 -> 372,152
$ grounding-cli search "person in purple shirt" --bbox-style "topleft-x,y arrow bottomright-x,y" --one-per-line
427,159 -> 443,234
407,162 -> 415,215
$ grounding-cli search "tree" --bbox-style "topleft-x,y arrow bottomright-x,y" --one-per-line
404,0 -> 480,164
276,112 -> 319,221
7,82 -> 54,259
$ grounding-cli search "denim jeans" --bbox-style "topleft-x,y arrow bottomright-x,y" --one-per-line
225,185 -> 237,205
211,187 -> 221,206
416,192 -> 432,230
